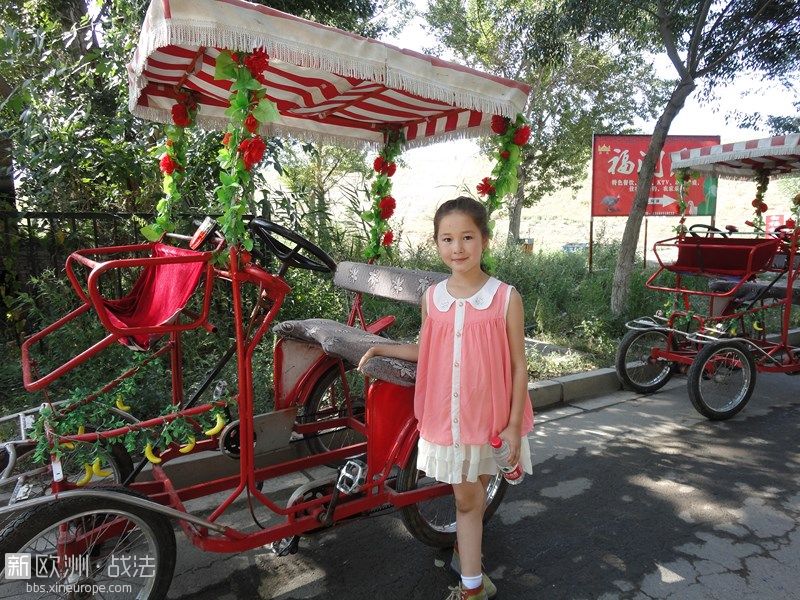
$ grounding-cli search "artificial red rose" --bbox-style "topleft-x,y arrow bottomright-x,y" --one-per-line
787,218 -> 797,228
244,113 -> 259,134
373,156 -> 386,173
244,48 -> 269,77
222,132 -> 232,146
500,150 -> 510,160
490,115 -> 509,135
379,195 -> 396,220
751,198 -> 761,208
476,176 -> 495,197
171,103 -> 191,127
382,230 -> 394,246
159,153 -> 176,175
386,162 -> 397,177
513,124 -> 531,146
238,135 -> 266,171
759,202 -> 768,213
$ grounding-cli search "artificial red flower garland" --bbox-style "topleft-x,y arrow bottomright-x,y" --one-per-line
214,48 -> 279,250
745,171 -> 770,233
363,129 -> 404,260
477,114 -> 531,220
143,92 -> 197,240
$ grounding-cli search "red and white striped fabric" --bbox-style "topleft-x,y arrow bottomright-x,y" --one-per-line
128,0 -> 530,148
670,134 -> 800,179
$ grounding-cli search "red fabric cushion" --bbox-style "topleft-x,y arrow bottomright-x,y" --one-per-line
99,243 -> 207,349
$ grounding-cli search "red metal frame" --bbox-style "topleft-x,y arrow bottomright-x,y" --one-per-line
645,228 -> 800,374
22,243 -> 215,392
23,239 -> 448,555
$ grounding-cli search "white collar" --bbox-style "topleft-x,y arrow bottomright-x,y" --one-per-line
432,277 -> 501,311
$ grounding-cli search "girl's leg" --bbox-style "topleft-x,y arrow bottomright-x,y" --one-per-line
453,478 -> 488,581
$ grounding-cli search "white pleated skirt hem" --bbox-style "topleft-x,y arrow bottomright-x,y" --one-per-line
417,435 -> 533,484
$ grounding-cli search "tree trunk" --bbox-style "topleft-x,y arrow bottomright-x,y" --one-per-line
506,166 -> 527,245
610,79 -> 696,316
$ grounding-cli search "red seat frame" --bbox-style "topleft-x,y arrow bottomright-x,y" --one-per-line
21,242 -> 214,392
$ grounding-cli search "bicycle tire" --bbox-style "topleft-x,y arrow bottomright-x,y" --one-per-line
687,341 -> 756,420
615,328 -> 675,394
396,445 -> 508,548
0,485 -> 176,600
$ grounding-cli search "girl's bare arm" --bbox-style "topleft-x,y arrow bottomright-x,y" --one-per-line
357,293 -> 428,371
499,289 -> 529,466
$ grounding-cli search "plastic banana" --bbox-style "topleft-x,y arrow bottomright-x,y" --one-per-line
144,442 -> 162,464
92,457 -> 112,477
178,435 -> 196,454
61,440 -> 75,450
753,321 -> 764,331
115,395 -> 131,412
76,463 -> 93,487
204,413 -> 225,437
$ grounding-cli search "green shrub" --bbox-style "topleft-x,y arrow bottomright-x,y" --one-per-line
0,231 -> 718,430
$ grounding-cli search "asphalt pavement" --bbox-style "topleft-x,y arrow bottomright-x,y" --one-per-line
163,370 -> 800,600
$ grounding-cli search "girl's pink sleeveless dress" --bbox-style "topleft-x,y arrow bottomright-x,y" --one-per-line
414,277 -> 534,484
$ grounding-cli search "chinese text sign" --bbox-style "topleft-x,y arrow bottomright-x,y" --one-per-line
591,134 -> 720,217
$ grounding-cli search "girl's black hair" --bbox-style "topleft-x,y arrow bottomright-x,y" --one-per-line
433,196 -> 491,241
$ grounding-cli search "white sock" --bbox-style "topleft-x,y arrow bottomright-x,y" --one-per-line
462,574 -> 482,590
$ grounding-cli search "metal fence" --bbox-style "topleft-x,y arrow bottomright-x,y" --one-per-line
0,211 -> 261,283
1,211 -> 160,280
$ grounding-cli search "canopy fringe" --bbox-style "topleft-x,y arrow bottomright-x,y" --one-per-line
133,105 -> 493,151
129,19 -> 522,120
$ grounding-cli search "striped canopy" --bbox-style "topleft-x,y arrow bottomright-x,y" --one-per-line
128,0 -> 531,148
670,134 -> 800,180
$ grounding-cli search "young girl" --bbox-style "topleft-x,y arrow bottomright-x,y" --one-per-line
358,196 -> 534,600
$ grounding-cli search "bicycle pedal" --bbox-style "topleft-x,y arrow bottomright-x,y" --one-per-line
271,535 -> 300,556
336,459 -> 366,495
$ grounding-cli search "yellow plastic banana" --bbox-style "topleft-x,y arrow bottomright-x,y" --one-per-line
753,321 -> 764,331
61,440 -> 75,450
115,395 -> 131,412
144,442 -> 162,464
204,413 -> 225,437
178,436 -> 196,454
76,463 -> 93,487
92,457 -> 112,477
77,425 -> 85,435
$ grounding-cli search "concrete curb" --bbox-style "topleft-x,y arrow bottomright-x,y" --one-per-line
529,368 -> 621,412
529,327 -> 800,413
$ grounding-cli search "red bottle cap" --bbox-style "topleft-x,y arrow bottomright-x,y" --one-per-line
489,436 -> 502,448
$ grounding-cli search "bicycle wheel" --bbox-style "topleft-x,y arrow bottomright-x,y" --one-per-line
298,366 -> 366,455
615,328 -> 675,393
0,440 -> 134,506
687,341 -> 756,420
0,486 -> 176,599
396,446 -> 508,548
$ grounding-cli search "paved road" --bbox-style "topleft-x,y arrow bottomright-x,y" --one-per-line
166,372 -> 800,600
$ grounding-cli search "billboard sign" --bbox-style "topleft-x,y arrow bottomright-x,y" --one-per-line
591,134 -> 720,217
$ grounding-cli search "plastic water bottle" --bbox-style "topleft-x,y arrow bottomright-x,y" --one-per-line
490,436 -> 524,485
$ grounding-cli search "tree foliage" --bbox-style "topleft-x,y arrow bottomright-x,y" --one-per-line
555,0 -> 800,315
277,142 -> 370,248
425,0 -> 670,241
0,0 -> 410,214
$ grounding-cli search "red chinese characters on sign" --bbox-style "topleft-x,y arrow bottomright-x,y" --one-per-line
591,134 -> 720,217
